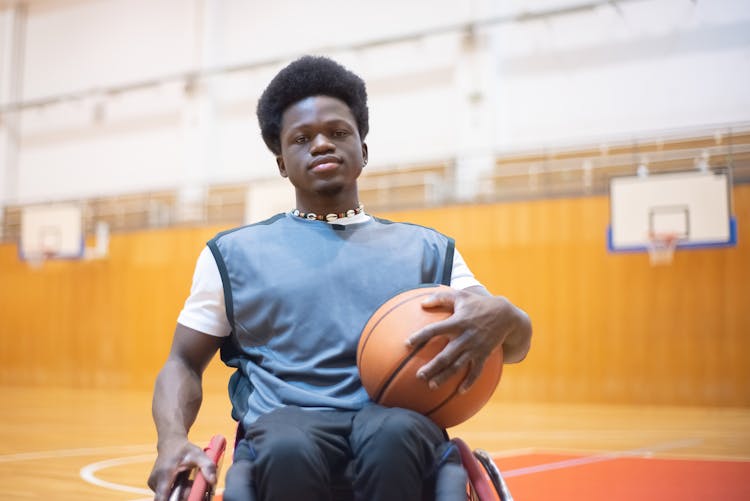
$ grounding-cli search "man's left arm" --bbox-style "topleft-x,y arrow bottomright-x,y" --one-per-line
406,285 -> 532,392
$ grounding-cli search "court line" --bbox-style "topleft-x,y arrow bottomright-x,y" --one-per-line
79,454 -> 155,496
0,444 -> 154,463
500,437 -> 704,478
497,444 -> 750,462
78,444 -> 220,498
466,429 -> 703,440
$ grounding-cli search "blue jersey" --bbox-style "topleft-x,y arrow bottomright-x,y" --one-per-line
208,213 -> 455,427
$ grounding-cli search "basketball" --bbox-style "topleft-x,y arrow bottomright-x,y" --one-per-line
357,284 -> 504,428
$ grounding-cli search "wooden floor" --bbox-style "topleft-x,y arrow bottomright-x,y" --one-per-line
1,385 -> 748,501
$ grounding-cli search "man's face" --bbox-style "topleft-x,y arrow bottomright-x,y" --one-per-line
276,95 -> 368,209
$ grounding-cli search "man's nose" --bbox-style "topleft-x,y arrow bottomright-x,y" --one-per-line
310,133 -> 335,153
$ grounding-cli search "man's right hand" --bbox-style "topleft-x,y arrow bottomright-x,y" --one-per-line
148,437 -> 217,501
149,325 -> 224,500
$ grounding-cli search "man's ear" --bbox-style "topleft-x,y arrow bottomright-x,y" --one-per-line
276,155 -> 288,178
361,142 -> 368,167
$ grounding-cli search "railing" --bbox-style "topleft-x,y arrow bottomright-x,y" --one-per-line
481,128 -> 750,201
359,161 -> 454,211
0,162 -> 453,244
3,125 -> 750,244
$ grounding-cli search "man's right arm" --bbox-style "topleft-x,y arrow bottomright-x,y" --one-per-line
148,323 -> 225,501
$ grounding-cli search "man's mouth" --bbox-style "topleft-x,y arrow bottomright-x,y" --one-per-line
309,156 -> 342,173
311,162 -> 339,173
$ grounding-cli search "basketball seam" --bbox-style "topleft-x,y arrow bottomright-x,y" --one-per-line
373,340 -> 435,404
357,284 -> 448,365
360,292 -> 434,400
357,291 -> 433,364
426,356 -> 502,424
424,385 -> 463,418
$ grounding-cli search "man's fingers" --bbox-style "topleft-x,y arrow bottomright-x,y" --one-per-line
178,448 -> 217,485
405,317 -> 460,348
150,443 -> 213,500
406,290 -> 460,347
420,291 -> 457,309
147,470 -> 157,492
147,467 -> 176,501
405,324 -> 436,348
417,343 -> 472,388
415,351 -> 451,388
152,470 -> 176,501
459,357 -> 486,394
197,459 -> 218,484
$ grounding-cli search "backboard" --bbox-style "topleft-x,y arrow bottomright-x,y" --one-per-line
607,169 -> 736,252
19,204 -> 85,263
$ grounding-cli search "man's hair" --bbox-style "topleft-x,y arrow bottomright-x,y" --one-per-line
256,55 -> 369,155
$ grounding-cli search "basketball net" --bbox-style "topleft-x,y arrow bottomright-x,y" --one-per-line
646,232 -> 678,266
25,248 -> 57,270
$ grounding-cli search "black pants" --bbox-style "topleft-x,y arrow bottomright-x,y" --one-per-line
223,404 -> 463,501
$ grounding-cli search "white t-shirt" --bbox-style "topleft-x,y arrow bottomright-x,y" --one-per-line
177,213 -> 481,337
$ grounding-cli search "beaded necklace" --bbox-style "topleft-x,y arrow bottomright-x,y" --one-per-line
292,203 -> 365,222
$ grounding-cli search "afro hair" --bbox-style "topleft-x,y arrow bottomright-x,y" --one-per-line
256,55 -> 369,155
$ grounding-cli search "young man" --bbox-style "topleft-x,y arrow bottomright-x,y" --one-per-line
148,56 -> 531,501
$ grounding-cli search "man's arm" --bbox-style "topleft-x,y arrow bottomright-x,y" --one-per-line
406,285 -> 532,392
148,323 -> 225,501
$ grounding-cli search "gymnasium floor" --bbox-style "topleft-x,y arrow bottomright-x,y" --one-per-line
1,385 -> 748,500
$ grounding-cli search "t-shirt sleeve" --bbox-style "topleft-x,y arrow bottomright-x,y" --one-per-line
450,248 -> 483,290
176,246 -> 232,337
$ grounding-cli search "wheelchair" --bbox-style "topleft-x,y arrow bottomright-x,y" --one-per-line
172,432 -> 514,501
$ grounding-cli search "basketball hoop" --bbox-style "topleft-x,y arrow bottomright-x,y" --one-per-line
25,249 -> 56,270
647,232 -> 678,266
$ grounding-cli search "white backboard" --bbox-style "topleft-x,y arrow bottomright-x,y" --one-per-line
20,204 -> 84,260
608,170 -> 736,251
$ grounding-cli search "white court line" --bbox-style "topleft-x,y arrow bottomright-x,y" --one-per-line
0,444 -> 154,463
79,454 -> 155,496
500,437 -> 704,478
466,429 -> 698,440
79,446 -> 224,498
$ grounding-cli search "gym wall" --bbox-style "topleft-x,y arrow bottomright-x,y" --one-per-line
1,185 -> 747,406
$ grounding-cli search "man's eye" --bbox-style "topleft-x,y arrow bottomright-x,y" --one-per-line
333,130 -> 349,137
294,136 -> 308,144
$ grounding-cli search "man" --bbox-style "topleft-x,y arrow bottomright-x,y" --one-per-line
148,55 -> 531,501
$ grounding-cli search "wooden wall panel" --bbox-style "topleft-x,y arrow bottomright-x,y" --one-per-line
1,186 -> 748,406
380,185 -> 750,406
0,225 -> 234,391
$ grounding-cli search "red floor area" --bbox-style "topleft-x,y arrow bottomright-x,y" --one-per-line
494,453 -> 750,501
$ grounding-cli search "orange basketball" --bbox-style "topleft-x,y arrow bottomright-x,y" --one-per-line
357,284 -> 503,428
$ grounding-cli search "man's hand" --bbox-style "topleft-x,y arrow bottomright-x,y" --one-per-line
405,286 -> 531,393
149,325 -> 223,500
148,437 -> 217,501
